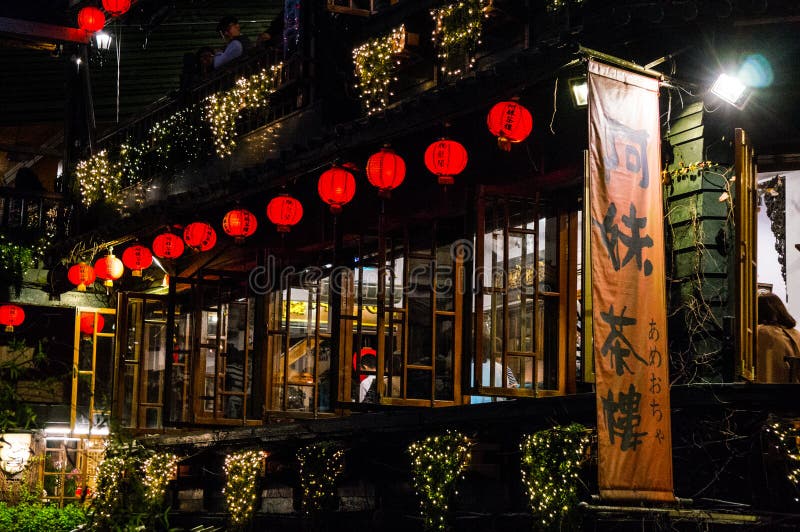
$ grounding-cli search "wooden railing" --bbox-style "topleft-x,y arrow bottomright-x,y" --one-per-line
0,187 -> 73,238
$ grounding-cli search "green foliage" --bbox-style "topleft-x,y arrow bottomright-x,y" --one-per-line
297,441 -> 345,516
0,238 -> 34,297
431,0 -> 488,77
408,431 -> 472,532
0,501 -> 86,532
0,339 -> 46,432
352,25 -> 406,115
86,437 -> 174,531
520,424 -> 592,531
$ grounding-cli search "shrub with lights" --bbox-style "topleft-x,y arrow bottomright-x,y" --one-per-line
407,431 -> 472,532
352,25 -> 406,115
75,149 -> 122,208
142,452 -> 179,509
223,449 -> 266,529
519,423 -> 592,531
297,441 -> 345,516
431,0 -> 489,77
89,439 -> 149,531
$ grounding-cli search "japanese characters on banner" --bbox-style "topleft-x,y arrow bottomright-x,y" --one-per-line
588,59 -> 675,502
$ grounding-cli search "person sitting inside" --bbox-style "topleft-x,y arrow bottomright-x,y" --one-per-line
213,16 -> 252,70
359,354 -> 378,403
757,292 -> 800,383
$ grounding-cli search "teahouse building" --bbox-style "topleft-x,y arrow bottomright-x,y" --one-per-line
1,0 -> 799,528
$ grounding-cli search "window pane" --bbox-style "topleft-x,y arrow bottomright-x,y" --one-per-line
406,369 -> 430,400
125,301 -> 141,362
407,258 -> 431,366
95,335 -> 114,411
435,245 -> 455,311
507,355 -> 533,390
435,316 -> 454,401
121,365 -> 135,427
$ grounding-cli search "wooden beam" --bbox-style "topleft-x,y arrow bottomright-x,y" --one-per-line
0,17 -> 90,45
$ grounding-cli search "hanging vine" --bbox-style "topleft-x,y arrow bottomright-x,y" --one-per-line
760,174 -> 786,286
407,431 -> 472,532
431,0 -> 488,77
352,25 -> 406,115
142,452 -> 179,508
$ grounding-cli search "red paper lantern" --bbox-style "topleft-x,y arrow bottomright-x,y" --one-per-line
0,304 -> 24,333
68,263 -> 96,292
318,166 -> 356,214
183,222 -> 217,252
80,313 -> 105,335
152,233 -> 185,259
94,252 -> 124,287
486,101 -> 533,151
424,139 -> 468,185
223,208 -> 258,242
366,147 -> 406,198
122,245 -> 153,277
77,7 -> 105,32
266,195 -> 303,233
102,0 -> 131,16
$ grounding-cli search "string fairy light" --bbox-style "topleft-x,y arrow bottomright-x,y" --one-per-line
223,449 -> 267,527
352,25 -> 406,116
75,149 -> 123,208
297,441 -> 345,516
142,452 -> 179,508
206,64 -> 284,157
765,420 -> 800,500
407,431 -> 472,532
430,1 -> 488,78
519,424 -> 592,530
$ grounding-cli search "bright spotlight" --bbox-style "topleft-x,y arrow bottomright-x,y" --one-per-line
94,30 -> 113,51
569,78 -> 588,108
710,73 -> 749,109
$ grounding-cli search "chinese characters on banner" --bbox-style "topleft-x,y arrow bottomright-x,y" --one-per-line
588,59 -> 674,502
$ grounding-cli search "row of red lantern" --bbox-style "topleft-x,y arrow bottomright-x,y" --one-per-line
1,304 -> 106,335
317,101 -> 531,213
77,1 -> 132,33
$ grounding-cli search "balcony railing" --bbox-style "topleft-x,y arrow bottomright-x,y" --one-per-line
0,187 -> 73,238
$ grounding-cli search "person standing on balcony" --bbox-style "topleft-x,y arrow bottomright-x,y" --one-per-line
213,16 -> 252,69
757,292 -> 800,383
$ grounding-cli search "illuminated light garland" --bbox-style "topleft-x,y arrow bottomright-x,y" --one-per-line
297,441 -> 345,516
119,140 -> 146,188
150,107 -> 205,167
93,454 -> 128,523
75,149 -> 123,209
765,420 -> 800,500
142,452 -> 179,508
520,424 -> 592,531
407,431 -> 472,532
546,0 -> 584,14
430,1 -> 488,78
206,64 -> 284,157
352,25 -> 406,116
223,449 -> 266,527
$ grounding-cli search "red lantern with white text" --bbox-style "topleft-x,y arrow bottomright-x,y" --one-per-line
152,233 -> 185,259
102,0 -> 131,16
318,166 -> 356,214
486,101 -> 532,151
122,245 -> 153,277
79,313 -> 105,335
183,222 -> 217,252
0,304 -> 24,332
77,7 -> 105,32
94,252 -> 124,287
68,263 -> 96,292
424,139 -> 468,185
267,195 -> 303,233
366,147 -> 405,198
223,208 -> 258,243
